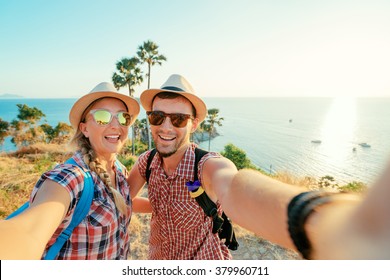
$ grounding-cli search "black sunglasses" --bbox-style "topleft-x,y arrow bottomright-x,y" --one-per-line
146,111 -> 194,128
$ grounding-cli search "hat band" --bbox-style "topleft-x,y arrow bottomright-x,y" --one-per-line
162,86 -> 185,92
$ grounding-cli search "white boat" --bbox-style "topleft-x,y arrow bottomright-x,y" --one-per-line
359,142 -> 371,148
311,140 -> 322,144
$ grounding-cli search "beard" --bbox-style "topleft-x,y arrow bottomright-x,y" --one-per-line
155,133 -> 188,158
159,149 -> 177,158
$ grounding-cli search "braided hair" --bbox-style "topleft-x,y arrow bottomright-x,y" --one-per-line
69,99 -> 127,215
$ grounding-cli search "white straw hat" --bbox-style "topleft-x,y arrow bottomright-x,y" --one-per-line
69,82 -> 140,129
140,74 -> 207,122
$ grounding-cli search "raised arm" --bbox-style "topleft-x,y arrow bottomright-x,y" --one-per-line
206,159 -> 390,259
0,180 -> 70,259
208,164 -> 304,250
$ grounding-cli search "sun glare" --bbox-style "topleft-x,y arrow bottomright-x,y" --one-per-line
319,97 -> 357,164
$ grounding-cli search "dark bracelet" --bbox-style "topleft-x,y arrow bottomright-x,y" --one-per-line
287,190 -> 338,259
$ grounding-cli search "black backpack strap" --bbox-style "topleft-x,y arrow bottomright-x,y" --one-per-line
194,148 -> 224,232
191,147 -> 238,250
218,212 -> 239,250
145,148 -> 157,183
193,147 -> 208,182
186,148 -> 222,232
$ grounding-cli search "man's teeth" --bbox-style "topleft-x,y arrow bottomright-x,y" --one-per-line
160,135 -> 174,140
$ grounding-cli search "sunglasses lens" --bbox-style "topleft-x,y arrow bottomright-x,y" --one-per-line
148,111 -> 165,126
118,112 -> 132,126
93,110 -> 111,125
147,111 -> 191,128
170,114 -> 189,128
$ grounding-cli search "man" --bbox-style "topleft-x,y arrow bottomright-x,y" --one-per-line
127,74 -> 390,260
128,74 -> 238,259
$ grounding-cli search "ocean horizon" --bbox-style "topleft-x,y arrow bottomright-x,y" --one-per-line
1,97 -> 390,186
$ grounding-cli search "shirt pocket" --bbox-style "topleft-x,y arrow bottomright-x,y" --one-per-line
87,195 -> 118,238
170,199 -> 203,231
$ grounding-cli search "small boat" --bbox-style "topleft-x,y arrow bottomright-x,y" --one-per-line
352,147 -> 357,152
359,142 -> 371,148
311,140 -> 322,144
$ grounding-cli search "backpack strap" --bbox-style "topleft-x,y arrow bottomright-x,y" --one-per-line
145,149 -> 157,183
44,157 -> 94,260
193,147 -> 208,182
115,159 -> 124,173
186,148 -> 224,234
187,148 -> 239,250
6,201 -> 30,220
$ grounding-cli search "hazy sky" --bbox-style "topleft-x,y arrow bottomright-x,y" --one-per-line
1,0 -> 390,98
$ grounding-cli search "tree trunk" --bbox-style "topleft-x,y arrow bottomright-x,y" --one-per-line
147,64 -> 152,149
128,82 -> 135,154
208,131 -> 211,151
132,127 -> 135,155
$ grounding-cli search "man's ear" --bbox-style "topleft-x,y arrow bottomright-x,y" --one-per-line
191,118 -> 200,133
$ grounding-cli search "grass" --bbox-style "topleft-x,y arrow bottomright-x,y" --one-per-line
0,143 -> 73,217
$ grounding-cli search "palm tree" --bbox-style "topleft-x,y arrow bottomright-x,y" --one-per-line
205,108 -> 224,151
133,118 -> 147,142
112,56 -> 143,155
137,40 -> 167,149
112,57 -> 143,97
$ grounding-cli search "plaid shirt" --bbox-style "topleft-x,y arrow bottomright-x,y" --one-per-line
30,151 -> 132,260
138,143 -> 231,260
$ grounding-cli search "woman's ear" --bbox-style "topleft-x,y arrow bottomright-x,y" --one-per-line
79,122 -> 89,138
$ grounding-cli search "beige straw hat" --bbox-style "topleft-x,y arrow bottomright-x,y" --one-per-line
140,74 -> 207,122
69,82 -> 140,129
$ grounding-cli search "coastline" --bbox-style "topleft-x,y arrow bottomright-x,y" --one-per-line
2,97 -> 390,185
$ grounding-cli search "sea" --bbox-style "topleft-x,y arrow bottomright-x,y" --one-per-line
1,97 -> 390,186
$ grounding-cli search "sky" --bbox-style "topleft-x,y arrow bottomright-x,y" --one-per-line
1,0 -> 390,98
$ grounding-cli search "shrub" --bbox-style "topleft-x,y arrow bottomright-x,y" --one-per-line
339,181 -> 367,193
317,175 -> 339,190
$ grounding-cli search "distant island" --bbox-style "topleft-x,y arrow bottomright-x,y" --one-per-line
0,93 -> 24,99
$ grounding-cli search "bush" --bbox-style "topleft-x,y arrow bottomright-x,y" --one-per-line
221,143 -> 263,172
118,154 -> 137,170
317,175 -> 339,190
339,181 -> 367,193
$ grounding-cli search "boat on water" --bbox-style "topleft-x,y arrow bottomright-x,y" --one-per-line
311,140 -> 322,144
359,142 -> 371,148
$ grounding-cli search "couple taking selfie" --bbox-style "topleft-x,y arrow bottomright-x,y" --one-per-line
0,74 -> 389,260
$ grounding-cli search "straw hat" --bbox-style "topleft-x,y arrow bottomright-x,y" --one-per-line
140,74 -> 207,122
69,82 -> 140,129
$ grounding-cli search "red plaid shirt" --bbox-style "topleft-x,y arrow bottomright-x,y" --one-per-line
138,143 -> 231,260
30,152 -> 132,260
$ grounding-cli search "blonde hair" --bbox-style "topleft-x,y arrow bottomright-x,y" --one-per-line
69,100 -> 128,215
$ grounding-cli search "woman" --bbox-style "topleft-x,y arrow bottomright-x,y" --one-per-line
0,82 -> 148,259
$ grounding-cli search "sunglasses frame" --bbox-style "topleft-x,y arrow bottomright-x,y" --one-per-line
88,109 -> 132,127
146,111 -> 194,128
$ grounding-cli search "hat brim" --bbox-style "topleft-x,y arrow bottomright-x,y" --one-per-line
69,91 -> 140,129
140,89 -> 207,122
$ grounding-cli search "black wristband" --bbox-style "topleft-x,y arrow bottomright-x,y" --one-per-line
287,191 -> 337,259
